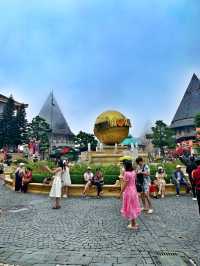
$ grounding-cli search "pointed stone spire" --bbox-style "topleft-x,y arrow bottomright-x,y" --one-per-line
39,92 -> 74,137
171,74 -> 200,128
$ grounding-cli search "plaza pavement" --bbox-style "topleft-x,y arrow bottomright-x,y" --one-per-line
0,183 -> 199,266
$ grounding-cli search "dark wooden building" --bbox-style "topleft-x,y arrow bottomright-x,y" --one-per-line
171,73 -> 200,142
0,94 -> 28,118
39,92 -> 74,147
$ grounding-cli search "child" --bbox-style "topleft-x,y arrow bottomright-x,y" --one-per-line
62,160 -> 71,198
149,181 -> 158,199
120,160 -> 141,230
22,167 -> 32,193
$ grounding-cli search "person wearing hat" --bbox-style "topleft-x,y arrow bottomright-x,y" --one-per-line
15,163 -> 25,192
82,167 -> 94,196
155,166 -> 166,198
172,165 -> 191,197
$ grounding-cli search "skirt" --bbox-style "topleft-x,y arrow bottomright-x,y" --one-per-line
62,172 -> 71,186
49,176 -> 62,198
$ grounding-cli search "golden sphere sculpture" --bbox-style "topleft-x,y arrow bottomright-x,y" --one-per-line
94,110 -> 131,145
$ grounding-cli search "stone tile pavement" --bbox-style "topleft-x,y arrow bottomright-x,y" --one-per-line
0,184 -> 199,265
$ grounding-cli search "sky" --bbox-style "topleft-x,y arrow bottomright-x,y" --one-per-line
0,0 -> 200,137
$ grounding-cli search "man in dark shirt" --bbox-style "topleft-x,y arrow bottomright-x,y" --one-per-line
185,156 -> 197,200
192,158 -> 200,215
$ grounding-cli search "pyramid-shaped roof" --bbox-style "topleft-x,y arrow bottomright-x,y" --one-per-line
39,92 -> 74,136
171,74 -> 200,128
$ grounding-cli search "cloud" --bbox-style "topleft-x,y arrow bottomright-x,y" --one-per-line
0,0 -> 200,135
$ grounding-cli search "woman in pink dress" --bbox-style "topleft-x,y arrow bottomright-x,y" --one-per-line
120,160 -> 141,230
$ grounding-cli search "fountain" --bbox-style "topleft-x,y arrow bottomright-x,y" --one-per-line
81,110 -> 137,164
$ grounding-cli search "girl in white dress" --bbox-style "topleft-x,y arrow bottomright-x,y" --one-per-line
45,160 -> 64,209
62,160 -> 71,198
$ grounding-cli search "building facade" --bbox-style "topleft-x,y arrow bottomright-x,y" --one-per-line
39,92 -> 74,147
0,94 -> 28,118
171,74 -> 200,142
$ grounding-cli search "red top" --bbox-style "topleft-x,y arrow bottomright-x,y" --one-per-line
192,166 -> 200,191
23,171 -> 32,183
149,184 -> 157,193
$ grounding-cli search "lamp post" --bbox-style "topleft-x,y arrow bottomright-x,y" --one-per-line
50,90 -> 54,155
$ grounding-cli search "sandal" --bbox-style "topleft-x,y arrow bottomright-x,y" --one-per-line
52,206 -> 61,209
127,224 -> 139,230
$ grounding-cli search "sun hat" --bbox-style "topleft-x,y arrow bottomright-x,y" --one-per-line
19,163 -> 25,167
158,166 -> 163,170
119,156 -> 133,162
87,166 -> 91,170
176,165 -> 182,169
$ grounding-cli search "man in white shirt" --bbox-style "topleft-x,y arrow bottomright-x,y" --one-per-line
82,167 -> 94,196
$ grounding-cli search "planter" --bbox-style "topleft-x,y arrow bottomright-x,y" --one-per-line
4,174 -> 121,197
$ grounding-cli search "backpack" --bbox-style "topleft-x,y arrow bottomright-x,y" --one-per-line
0,163 -> 3,174
136,165 -> 146,192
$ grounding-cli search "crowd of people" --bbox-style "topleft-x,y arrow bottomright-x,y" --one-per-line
43,160 -> 104,209
1,153 -> 200,229
120,155 -> 200,230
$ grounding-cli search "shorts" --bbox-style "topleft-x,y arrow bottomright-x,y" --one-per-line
143,177 -> 151,193
137,177 -> 151,193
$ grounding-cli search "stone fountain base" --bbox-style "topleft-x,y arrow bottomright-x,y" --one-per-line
80,145 -> 138,165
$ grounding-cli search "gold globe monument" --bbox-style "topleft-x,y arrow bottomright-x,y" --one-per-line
94,110 -> 131,145
80,110 -> 133,164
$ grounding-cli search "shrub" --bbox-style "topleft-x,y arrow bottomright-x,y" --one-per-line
13,158 -> 29,165
70,164 -> 120,184
32,173 -> 50,183
25,161 -> 56,172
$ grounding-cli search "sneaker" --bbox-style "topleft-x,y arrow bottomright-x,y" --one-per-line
147,209 -> 154,214
141,207 -> 148,212
63,194 -> 68,198
192,198 -> 197,201
176,195 -> 180,198
161,195 -> 165,198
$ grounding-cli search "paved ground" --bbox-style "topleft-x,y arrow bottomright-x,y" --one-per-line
0,183 -> 200,266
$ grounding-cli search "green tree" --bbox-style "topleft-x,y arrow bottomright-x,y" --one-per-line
147,120 -> 175,157
74,131 -> 98,152
195,112 -> 200,128
15,105 -> 28,145
0,95 -> 15,147
27,116 -> 51,152
0,97 -> 29,148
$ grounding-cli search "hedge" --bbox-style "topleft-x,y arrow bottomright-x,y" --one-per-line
31,174 -> 118,185
12,161 -> 182,185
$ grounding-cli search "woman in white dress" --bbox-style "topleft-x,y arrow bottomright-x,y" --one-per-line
45,160 -> 64,209
62,160 -> 71,198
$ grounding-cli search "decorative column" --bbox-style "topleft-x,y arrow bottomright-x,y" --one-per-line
88,143 -> 91,152
115,143 -> 118,152
100,143 -> 103,152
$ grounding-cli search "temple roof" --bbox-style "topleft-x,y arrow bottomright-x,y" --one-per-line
39,92 -> 74,136
171,73 -> 200,129
0,94 -> 28,107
